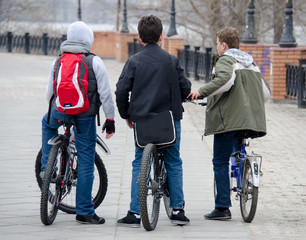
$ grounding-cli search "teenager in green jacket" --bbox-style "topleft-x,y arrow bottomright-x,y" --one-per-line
189,27 -> 270,220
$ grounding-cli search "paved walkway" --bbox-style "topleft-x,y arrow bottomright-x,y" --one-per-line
0,53 -> 305,240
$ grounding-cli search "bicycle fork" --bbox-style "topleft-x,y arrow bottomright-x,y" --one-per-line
155,157 -> 166,199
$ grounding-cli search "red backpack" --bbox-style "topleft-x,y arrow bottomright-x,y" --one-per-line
53,53 -> 90,115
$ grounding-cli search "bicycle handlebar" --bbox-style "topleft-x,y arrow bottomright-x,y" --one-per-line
184,96 -> 207,106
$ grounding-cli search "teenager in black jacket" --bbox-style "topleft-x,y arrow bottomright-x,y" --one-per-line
115,15 -> 191,227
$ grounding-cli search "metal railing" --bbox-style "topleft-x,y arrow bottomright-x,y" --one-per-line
128,39 -> 143,57
128,41 -> 213,82
178,46 -> 212,82
0,32 -> 66,56
286,59 -> 306,108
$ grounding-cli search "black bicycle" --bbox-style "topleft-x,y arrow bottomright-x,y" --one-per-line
35,120 -> 109,225
139,143 -> 172,231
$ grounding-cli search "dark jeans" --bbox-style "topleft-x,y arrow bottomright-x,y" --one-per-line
130,120 -> 184,214
213,131 -> 241,208
41,108 -> 97,216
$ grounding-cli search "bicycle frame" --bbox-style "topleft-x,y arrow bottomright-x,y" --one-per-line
231,139 -> 263,194
155,151 -> 167,199
46,122 -> 111,202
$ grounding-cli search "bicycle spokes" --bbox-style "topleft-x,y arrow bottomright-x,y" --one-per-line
139,144 -> 161,231
240,159 -> 258,223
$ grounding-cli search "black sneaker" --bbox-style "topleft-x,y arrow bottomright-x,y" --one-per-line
204,208 -> 231,220
117,211 -> 140,227
170,209 -> 190,225
76,214 -> 105,224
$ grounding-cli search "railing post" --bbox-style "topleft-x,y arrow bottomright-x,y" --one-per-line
7,32 -> 13,53
120,0 -> 129,33
298,59 -> 306,108
205,48 -> 212,82
193,46 -> 200,81
279,0 -> 297,47
24,33 -> 30,54
242,0 -> 258,44
43,33 -> 49,55
184,45 -> 190,77
167,0 -> 178,37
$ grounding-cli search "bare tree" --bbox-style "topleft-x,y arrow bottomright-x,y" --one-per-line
128,0 -> 306,49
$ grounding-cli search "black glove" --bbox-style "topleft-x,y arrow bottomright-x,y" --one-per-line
102,119 -> 115,134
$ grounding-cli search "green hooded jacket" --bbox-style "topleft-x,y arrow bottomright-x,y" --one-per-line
198,48 -> 270,138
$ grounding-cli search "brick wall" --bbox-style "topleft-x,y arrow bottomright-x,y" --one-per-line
269,47 -> 306,99
162,35 -> 184,57
241,44 -> 306,100
91,31 -> 116,58
91,31 -> 184,62
115,32 -> 138,62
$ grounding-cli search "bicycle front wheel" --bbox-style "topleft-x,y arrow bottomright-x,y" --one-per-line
139,144 -> 160,231
240,158 -> 258,223
36,149 -> 108,214
40,143 -> 64,225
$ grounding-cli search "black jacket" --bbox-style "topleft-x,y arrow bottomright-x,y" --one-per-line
115,44 -> 191,121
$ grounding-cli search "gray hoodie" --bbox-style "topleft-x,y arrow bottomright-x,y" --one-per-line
224,48 -> 253,67
46,21 -> 115,119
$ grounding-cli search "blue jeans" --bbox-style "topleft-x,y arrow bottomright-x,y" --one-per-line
41,108 -> 97,216
213,131 -> 241,208
130,120 -> 184,214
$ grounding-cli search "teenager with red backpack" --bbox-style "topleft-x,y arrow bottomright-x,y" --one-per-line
40,21 -> 115,224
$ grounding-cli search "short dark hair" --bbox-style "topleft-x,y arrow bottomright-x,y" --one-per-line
216,27 -> 240,49
138,15 -> 163,44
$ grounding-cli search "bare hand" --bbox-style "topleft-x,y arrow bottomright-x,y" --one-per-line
187,91 -> 202,100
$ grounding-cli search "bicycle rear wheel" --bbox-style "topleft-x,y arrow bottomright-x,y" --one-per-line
40,143 -> 64,225
35,149 -> 108,214
240,158 -> 258,223
163,174 -> 172,219
139,144 -> 160,231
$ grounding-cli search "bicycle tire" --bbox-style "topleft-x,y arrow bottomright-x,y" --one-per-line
240,158 -> 258,223
139,144 -> 160,231
163,174 -> 172,219
35,149 -> 108,214
40,143 -> 64,225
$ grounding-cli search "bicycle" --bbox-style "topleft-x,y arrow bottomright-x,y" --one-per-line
187,97 -> 263,222
139,143 -> 172,231
34,119 -> 110,225
213,137 -> 263,223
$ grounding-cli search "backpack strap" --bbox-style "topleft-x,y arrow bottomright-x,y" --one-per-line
47,95 -> 54,124
85,52 -> 101,126
96,109 -> 101,126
